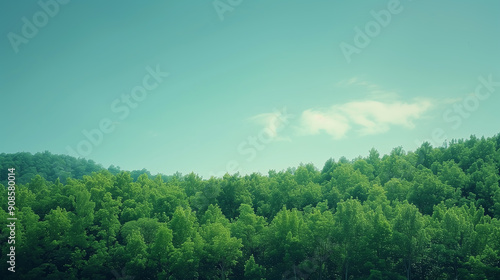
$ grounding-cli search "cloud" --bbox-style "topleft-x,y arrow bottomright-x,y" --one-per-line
298,109 -> 350,139
339,77 -> 465,106
298,99 -> 432,139
249,79 -> 434,141
340,100 -> 431,135
248,107 -> 293,141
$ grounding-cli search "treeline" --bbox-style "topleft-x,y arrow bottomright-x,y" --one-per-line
0,151 -> 103,186
1,134 -> 500,279
0,151 -> 180,187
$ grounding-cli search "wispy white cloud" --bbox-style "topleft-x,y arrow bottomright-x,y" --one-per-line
248,107 -> 293,141
250,79 -> 434,141
298,99 -> 432,139
339,77 -> 470,107
298,109 -> 350,139
340,99 -> 431,135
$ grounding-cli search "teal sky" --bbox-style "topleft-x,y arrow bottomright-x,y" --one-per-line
1,0 -> 499,178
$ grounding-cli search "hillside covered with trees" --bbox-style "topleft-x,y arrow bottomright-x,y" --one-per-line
0,151 -> 180,187
2,134 -> 500,279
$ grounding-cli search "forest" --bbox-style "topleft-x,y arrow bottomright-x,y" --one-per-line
1,134 -> 500,280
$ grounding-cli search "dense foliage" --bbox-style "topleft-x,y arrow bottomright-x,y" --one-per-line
0,151 -> 104,186
2,134 -> 500,279
0,151 -> 179,187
